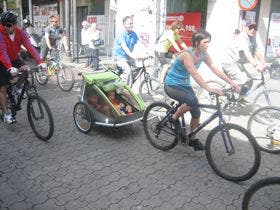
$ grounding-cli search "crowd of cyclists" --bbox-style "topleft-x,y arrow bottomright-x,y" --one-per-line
0,9 -> 273,150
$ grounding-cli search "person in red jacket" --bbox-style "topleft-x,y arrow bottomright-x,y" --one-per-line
0,11 -> 46,124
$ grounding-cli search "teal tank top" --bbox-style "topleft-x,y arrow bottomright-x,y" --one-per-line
164,48 -> 205,87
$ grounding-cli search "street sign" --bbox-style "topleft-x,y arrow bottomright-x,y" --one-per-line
239,0 -> 258,11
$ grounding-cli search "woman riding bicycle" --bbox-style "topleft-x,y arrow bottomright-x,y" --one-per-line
164,29 -> 240,151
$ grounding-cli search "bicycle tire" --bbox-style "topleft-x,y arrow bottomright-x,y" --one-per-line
73,102 -> 93,134
242,177 -> 280,210
143,101 -> 178,151
205,123 -> 260,182
247,106 -> 280,153
27,95 -> 54,141
56,64 -> 75,92
139,78 -> 166,104
252,89 -> 280,111
35,69 -> 48,85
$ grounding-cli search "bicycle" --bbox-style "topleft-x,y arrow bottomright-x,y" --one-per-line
247,106 -> 280,154
0,66 -> 54,141
35,49 -> 75,92
197,67 -> 280,115
101,56 -> 166,105
142,89 -> 261,182
242,176 -> 280,210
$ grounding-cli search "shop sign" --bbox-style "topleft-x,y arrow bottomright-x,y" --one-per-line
166,12 -> 201,51
239,0 -> 258,11
266,13 -> 280,57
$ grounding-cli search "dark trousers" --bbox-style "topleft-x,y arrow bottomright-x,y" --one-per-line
88,48 -> 99,70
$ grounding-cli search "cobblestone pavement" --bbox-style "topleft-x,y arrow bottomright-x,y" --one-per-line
0,58 -> 279,210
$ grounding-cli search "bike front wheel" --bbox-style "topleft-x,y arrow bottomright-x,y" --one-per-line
27,95 -> 54,141
242,177 -> 280,210
35,68 -> 48,85
247,106 -> 280,153
143,102 -> 178,151
73,102 -> 92,134
57,65 -> 75,92
139,78 -> 166,104
205,123 -> 260,182
252,89 -> 280,111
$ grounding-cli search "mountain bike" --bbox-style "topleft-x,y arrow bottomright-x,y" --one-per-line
197,70 -> 280,115
35,49 -> 75,92
247,106 -> 280,154
0,66 -> 54,141
242,176 -> 280,210
142,89 -> 261,182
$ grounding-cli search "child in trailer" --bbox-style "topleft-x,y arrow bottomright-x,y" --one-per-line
106,90 -> 133,116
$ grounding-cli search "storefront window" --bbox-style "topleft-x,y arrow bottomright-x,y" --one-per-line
166,0 -> 207,27
266,0 -> 280,58
92,0 -> 105,15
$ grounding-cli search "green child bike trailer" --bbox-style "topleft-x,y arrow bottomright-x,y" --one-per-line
73,71 -> 146,133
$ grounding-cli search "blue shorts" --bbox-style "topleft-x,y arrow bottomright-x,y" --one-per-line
164,84 -> 201,119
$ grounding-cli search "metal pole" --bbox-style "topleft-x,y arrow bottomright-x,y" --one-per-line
65,0 -> 71,57
3,0 -> 7,11
73,0 -> 78,62
28,0 -> 33,23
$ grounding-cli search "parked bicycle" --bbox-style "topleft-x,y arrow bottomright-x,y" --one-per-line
247,106 -> 280,154
35,49 -> 75,92
197,69 -> 280,116
142,89 -> 260,182
242,176 -> 280,210
0,66 -> 54,141
101,56 -> 166,105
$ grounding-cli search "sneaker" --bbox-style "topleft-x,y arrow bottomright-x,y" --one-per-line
189,139 -> 205,151
3,113 -> 16,124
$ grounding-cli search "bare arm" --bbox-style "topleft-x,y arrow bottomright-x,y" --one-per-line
45,33 -> 52,49
177,39 -> 188,50
120,42 -> 135,59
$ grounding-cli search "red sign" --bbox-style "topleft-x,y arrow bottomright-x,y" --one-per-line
166,12 -> 201,51
87,15 -> 97,24
239,0 -> 258,11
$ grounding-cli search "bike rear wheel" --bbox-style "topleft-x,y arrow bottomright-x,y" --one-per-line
143,102 -> 178,151
242,177 -> 280,210
35,69 -> 48,85
73,102 -> 92,134
252,89 -> 280,111
57,64 -> 75,92
27,95 -> 54,141
247,106 -> 280,153
205,123 -> 260,182
139,78 -> 166,104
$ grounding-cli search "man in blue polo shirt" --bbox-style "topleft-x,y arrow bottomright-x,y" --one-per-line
113,16 -> 139,86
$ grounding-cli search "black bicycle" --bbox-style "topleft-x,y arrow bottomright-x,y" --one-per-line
247,106 -> 280,154
35,49 -> 75,92
242,176 -> 280,210
142,90 -> 261,182
0,67 -> 54,141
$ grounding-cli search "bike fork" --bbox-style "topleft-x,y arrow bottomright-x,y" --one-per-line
220,125 -> 235,155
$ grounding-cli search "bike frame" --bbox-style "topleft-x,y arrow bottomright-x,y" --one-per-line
168,94 -> 235,154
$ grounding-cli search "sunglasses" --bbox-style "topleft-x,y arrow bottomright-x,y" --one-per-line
248,25 -> 257,31
4,23 -> 15,27
51,21 -> 58,23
